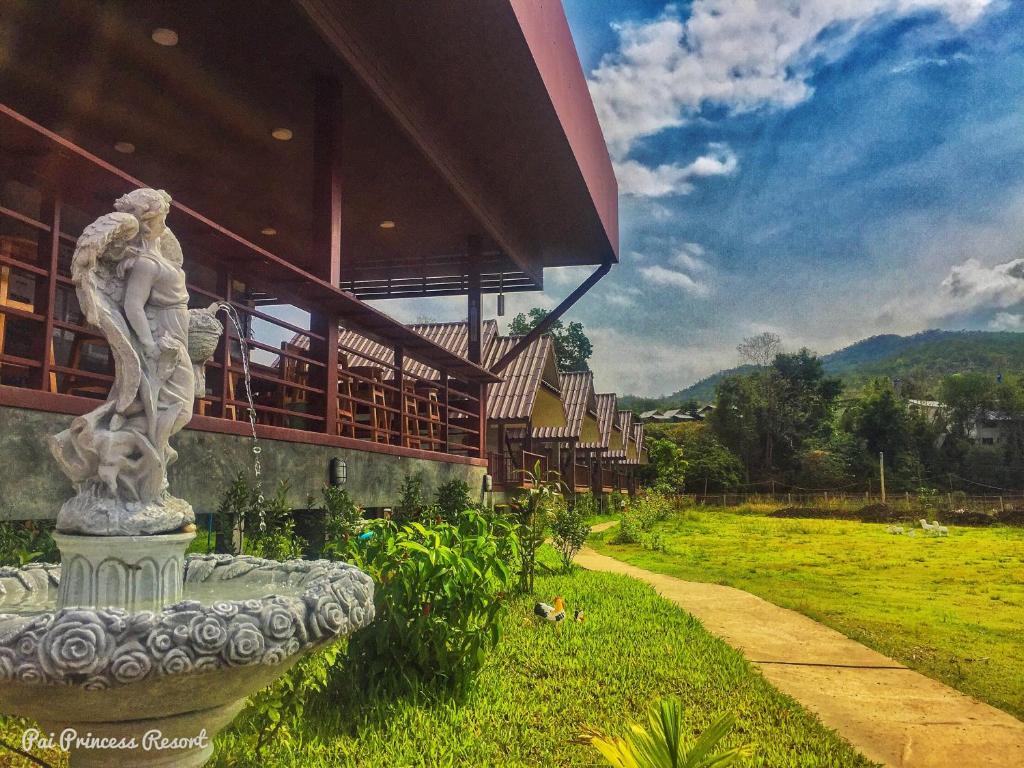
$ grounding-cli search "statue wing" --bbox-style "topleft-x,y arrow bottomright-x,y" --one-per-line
70,212 -> 142,413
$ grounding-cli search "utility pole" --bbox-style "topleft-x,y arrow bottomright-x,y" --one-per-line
879,451 -> 886,504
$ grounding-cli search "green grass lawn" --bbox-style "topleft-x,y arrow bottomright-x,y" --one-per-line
0,553 -> 873,767
591,507 -> 1024,719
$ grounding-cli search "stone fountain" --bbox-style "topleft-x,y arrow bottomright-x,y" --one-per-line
0,189 -> 375,767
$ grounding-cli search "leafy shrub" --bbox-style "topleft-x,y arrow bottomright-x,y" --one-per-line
393,473 -> 428,525
346,510 -> 519,693
434,479 -> 473,524
0,520 -> 58,567
236,645 -> 340,760
611,493 -> 675,547
321,485 -> 364,561
585,699 -> 750,768
216,475 -> 303,559
551,496 -> 590,570
573,491 -> 598,520
510,461 -> 563,592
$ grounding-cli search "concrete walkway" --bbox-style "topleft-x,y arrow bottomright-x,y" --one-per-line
577,526 -> 1024,768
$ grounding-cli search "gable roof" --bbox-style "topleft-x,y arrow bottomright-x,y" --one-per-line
533,370 -> 597,440
484,334 -> 563,422
580,392 -> 617,450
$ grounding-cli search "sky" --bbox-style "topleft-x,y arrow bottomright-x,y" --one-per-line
368,0 -> 1024,398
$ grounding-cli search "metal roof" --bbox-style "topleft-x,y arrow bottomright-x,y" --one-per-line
533,371 -> 596,440
484,334 -> 561,421
579,392 -> 617,451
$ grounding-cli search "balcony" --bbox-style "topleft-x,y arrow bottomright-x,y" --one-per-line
0,105 -> 494,466
488,449 -> 548,490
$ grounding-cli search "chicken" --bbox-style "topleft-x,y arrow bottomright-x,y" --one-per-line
574,608 -> 585,623
534,596 -> 566,625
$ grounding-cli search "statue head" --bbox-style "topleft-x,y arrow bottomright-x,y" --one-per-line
114,188 -> 172,230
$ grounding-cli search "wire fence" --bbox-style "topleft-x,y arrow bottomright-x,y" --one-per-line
684,492 -> 1024,514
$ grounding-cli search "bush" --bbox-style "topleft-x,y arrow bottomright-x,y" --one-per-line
216,475 -> 304,559
321,485 -> 364,561
346,510 -> 519,693
510,461 -> 563,592
611,492 -> 675,547
0,520 -> 58,567
394,473 -> 429,525
551,497 -> 590,570
434,479 -> 473,524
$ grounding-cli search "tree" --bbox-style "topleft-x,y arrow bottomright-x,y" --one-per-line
636,437 -> 687,493
940,372 -> 995,438
737,332 -> 781,368
509,308 -> 593,372
656,423 -> 742,491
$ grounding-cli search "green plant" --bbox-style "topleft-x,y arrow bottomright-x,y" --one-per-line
511,461 -> 563,592
434,478 -> 473,524
394,473 -> 428,525
0,520 -> 58,567
551,496 -> 590,570
612,493 -> 674,546
346,510 -> 518,693
321,484 -> 364,561
216,475 -> 304,559
238,644 -> 340,760
586,701 -> 749,768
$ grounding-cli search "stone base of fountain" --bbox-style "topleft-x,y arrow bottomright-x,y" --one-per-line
54,531 -> 194,611
37,699 -> 242,767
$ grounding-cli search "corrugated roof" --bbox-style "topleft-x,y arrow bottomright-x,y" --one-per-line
303,319 -> 498,380
579,391 -> 616,450
626,422 -> 646,465
534,371 -> 596,440
484,334 -> 561,421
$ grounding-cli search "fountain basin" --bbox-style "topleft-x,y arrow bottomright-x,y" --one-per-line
0,554 -> 375,766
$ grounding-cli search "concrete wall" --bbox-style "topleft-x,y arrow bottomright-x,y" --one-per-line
0,406 -> 487,521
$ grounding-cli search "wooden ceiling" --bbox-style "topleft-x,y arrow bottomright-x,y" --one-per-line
0,0 -> 616,295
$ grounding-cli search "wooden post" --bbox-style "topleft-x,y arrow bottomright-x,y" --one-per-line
313,76 -> 344,286
477,381 -> 487,458
467,236 -> 482,365
395,344 -> 405,447
1000,495 -> 1005,514
32,193 -> 59,391
441,372 -> 450,453
879,451 -> 886,504
308,312 -> 339,436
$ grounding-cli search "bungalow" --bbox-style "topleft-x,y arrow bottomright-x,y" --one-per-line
532,371 -> 602,493
0,1 -> 617,519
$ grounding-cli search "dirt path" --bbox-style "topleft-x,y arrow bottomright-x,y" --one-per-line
577,532 -> 1024,768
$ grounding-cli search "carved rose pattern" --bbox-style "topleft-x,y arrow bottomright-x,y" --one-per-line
0,556 -> 374,688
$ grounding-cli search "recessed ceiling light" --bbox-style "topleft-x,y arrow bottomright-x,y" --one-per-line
271,128 -> 293,141
260,227 -> 277,236
113,141 -> 136,154
151,28 -> 178,46
379,220 -> 396,230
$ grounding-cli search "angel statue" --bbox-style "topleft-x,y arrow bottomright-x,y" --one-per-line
50,188 -> 222,536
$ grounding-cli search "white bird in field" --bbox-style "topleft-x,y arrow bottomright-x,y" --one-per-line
919,519 -> 937,533
934,521 -> 949,536
886,525 -> 905,535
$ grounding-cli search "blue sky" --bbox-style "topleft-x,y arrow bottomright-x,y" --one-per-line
375,0 -> 1024,397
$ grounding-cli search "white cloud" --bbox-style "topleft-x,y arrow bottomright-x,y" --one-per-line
671,242 -> 710,272
941,257 -> 1024,310
989,312 -> 1024,330
587,326 -> 737,396
890,51 -> 972,74
639,264 -> 710,295
616,143 -> 738,197
589,0 -> 994,159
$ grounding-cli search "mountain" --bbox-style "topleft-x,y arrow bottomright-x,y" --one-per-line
626,330 -> 1024,407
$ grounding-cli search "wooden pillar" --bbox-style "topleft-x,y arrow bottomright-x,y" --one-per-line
441,371 -> 450,453
395,345 -> 405,447
309,312 -> 339,435
313,76 -> 343,286
32,193 -> 60,391
476,381 -> 487,458
467,235 -> 482,364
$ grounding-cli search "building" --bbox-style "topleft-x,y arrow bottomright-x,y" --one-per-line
0,1 -> 617,518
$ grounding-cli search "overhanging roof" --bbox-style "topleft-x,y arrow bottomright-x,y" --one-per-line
298,0 -> 618,279
1,0 -> 616,296
534,371 -> 598,441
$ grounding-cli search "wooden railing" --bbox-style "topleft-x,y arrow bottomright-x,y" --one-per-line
573,462 -> 591,490
488,449 -> 549,489
0,105 -> 488,461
